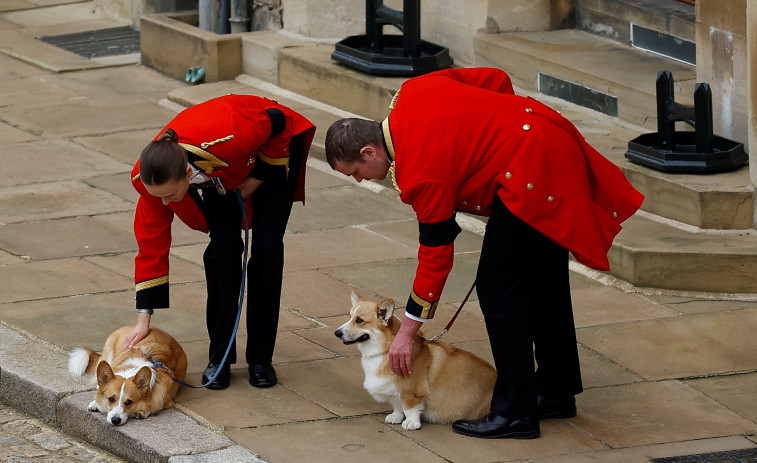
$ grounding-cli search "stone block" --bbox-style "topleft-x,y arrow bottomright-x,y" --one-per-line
241,30 -> 299,84
59,392 -> 235,463
0,325 -> 91,427
278,44 -> 402,122
140,11 -> 242,83
282,0 -> 363,39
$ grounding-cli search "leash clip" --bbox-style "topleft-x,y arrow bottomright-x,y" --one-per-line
211,177 -> 226,195
148,355 -> 172,375
426,329 -> 448,343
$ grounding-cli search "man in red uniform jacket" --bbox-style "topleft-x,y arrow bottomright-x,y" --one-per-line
325,67 -> 643,438
129,94 -> 315,389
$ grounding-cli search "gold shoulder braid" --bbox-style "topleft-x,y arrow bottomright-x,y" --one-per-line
390,162 -> 401,195
389,89 -> 401,110
381,117 -> 401,195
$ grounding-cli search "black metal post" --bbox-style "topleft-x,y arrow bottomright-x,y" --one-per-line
331,0 -> 452,76
402,0 -> 420,57
657,70 -> 675,150
626,70 -> 746,173
694,83 -> 714,153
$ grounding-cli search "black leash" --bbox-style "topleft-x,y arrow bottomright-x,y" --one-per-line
151,190 -> 248,388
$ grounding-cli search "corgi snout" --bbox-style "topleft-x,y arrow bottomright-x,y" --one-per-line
333,325 -> 370,345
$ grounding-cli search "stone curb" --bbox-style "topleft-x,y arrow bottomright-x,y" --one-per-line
0,324 -> 89,427
0,324 -> 266,463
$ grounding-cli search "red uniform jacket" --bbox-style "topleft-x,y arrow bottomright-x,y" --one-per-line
132,94 -> 316,310
384,68 -> 644,319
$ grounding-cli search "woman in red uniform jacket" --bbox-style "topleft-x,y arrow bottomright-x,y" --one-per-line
127,94 -> 315,389
325,68 -> 643,438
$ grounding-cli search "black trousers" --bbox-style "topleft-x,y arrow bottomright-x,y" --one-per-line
476,196 -> 583,419
195,146 -> 302,367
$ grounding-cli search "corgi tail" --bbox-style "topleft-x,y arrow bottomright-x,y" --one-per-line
68,347 -> 100,377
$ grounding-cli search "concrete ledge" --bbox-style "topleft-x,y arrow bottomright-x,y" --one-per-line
241,30 -> 301,85
473,29 -> 696,130
0,324 -> 91,427
576,0 -> 696,45
610,214 -> 757,293
59,392 -> 255,463
278,44 -> 403,122
140,11 -> 242,83
619,160 -> 754,230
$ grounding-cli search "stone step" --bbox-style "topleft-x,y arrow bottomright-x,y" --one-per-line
575,0 -> 696,61
610,213 -> 757,294
473,28 -> 696,131
617,156 -> 753,230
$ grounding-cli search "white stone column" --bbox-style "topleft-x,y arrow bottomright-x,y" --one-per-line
696,0 -> 748,151
748,0 -> 757,192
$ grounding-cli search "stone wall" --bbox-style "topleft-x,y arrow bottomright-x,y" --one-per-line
282,0 -> 364,40
747,2 -> 757,192
96,0 -> 567,67
94,0 -> 198,28
696,0 -> 748,149
280,0 -> 568,67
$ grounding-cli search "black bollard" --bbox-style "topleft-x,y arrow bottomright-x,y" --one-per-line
331,0 -> 453,76
625,71 -> 746,173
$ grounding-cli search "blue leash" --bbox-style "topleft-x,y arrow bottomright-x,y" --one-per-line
153,190 -> 248,389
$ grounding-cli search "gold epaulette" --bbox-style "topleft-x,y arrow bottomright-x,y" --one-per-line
179,142 -> 230,174
389,89 -> 401,110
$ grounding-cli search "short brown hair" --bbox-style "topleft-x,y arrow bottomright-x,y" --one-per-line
139,128 -> 187,186
325,118 -> 382,168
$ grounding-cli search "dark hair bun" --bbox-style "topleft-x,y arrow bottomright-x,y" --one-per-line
158,128 -> 178,143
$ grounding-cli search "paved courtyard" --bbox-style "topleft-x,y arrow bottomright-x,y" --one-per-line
1,1 -> 757,462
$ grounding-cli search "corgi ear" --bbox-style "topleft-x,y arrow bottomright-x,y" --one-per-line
134,366 -> 153,396
377,299 -> 395,325
350,291 -> 363,307
96,361 -> 115,386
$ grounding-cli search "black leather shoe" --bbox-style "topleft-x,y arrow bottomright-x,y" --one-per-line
202,362 -> 230,390
537,395 -> 576,419
248,363 -> 277,388
452,414 -> 539,439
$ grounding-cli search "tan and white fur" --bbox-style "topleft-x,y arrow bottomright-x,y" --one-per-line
68,325 -> 187,426
334,292 -> 497,430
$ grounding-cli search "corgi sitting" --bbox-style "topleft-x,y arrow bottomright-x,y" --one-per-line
68,325 -> 187,426
334,292 -> 497,430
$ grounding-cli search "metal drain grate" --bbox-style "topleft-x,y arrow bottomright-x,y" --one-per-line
37,26 -> 140,58
652,447 -> 757,462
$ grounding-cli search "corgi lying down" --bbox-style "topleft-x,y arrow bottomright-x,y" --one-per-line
68,325 -> 187,425
335,292 -> 496,430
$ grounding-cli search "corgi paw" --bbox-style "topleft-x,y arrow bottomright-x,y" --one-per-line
385,411 -> 404,424
401,418 -> 421,430
134,411 -> 149,419
87,401 -> 100,413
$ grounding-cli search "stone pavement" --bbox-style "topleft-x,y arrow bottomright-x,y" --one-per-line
1,402 -> 126,463
2,2 -> 757,463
